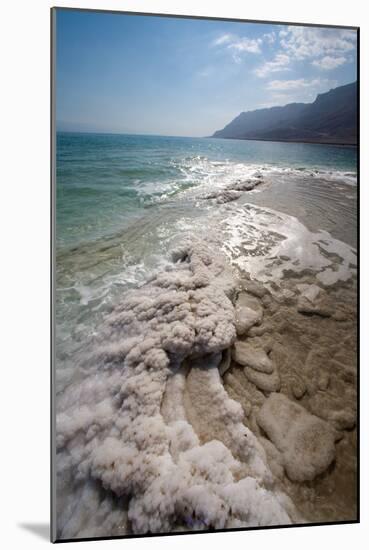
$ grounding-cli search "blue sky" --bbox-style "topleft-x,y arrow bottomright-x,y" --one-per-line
56,9 -> 357,137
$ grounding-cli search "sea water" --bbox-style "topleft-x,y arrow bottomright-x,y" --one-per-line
55,132 -> 357,371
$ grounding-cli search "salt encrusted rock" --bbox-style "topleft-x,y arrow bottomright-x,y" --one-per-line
280,289 -> 295,304
233,179 -> 260,192
297,299 -> 333,317
218,348 -> 231,376
224,371 -> 266,409
296,283 -> 334,317
332,309 -> 348,322
257,393 -> 337,482
330,358 -> 357,385
203,190 -> 242,204
247,323 -> 272,337
201,176 -> 261,204
234,292 -> 263,335
244,367 -> 281,393
306,391 -> 356,431
328,409 -> 356,431
241,278 -> 267,299
290,378 -> 306,400
232,341 -> 274,374
259,437 -> 285,480
317,372 -> 330,391
297,284 -> 322,302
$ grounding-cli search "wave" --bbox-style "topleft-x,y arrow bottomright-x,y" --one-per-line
136,159 -> 357,207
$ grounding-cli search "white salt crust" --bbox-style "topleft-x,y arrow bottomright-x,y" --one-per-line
56,241 -> 297,538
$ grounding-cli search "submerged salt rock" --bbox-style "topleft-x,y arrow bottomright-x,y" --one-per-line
290,378 -> 306,400
317,372 -> 330,391
224,371 -> 265,410
330,358 -> 357,385
232,341 -> 274,374
215,190 -> 242,204
296,284 -> 334,317
306,391 -> 356,432
233,179 -> 258,192
234,292 -> 263,335
203,190 -> 242,204
297,284 -> 322,303
332,309 -> 348,322
328,409 -> 357,431
244,367 -> 281,393
257,393 -> 336,482
241,278 -> 267,299
297,299 -> 332,317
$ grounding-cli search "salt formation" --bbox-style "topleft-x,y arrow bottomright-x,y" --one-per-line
234,292 -> 263,335
224,275 -> 357,523
232,339 -> 281,393
244,366 -> 281,393
257,394 -> 337,482
232,341 -> 274,373
202,175 -> 262,204
56,240 -> 297,538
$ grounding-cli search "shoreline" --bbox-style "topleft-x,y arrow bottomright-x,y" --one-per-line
57,130 -> 358,148
209,136 -> 357,148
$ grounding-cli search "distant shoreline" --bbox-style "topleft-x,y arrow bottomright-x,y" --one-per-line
209,136 -> 357,148
56,130 -> 357,148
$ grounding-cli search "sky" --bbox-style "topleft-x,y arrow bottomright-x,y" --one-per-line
55,9 -> 357,137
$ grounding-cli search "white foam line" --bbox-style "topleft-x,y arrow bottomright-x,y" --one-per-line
219,203 -> 356,286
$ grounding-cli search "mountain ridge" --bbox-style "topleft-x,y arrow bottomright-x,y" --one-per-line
212,81 -> 357,146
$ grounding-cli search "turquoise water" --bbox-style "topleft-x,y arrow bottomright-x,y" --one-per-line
56,132 -> 357,249
55,132 -> 357,367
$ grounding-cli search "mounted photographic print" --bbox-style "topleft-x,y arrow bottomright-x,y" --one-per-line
51,7 -> 359,543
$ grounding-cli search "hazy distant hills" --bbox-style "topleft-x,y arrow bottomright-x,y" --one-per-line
212,81 -> 357,145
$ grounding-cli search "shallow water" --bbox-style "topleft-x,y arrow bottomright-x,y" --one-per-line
56,134 -> 357,371
56,132 -> 356,248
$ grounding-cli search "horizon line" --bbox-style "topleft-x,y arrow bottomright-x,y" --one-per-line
56,80 -> 357,139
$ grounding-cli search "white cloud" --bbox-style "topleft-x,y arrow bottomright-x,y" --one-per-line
212,33 -> 233,46
213,26 -> 356,75
312,55 -> 346,70
254,53 -> 291,78
267,78 -> 328,91
255,27 -> 355,79
212,33 -> 263,59
264,77 -> 338,107
279,26 -> 356,61
262,31 -> 276,45
228,37 -> 262,54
